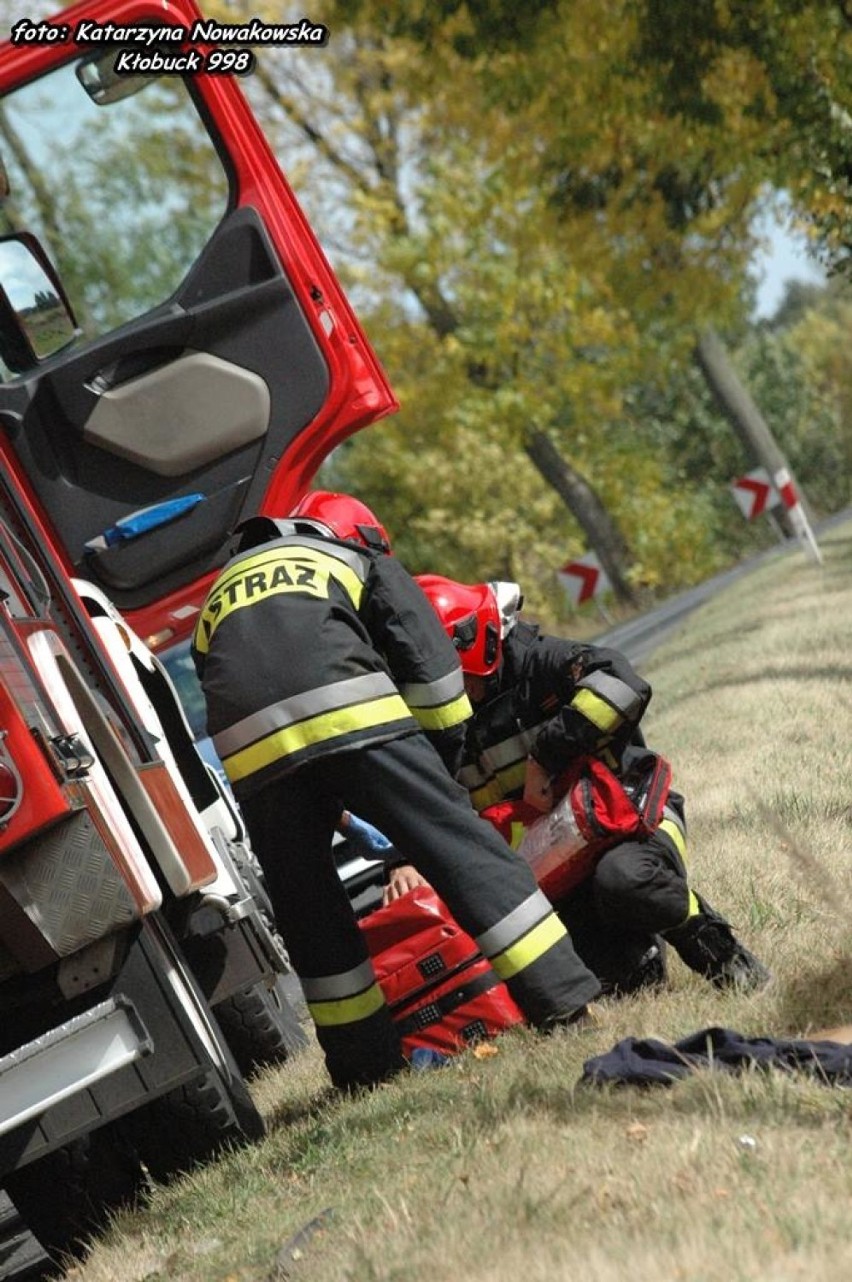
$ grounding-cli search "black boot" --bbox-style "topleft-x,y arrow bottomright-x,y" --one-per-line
319,1007 -> 407,1092
612,938 -> 669,996
666,898 -> 771,992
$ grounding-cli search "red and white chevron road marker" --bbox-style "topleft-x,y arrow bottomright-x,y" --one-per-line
772,466 -> 824,564
557,552 -> 610,606
772,466 -> 798,511
731,467 -> 777,521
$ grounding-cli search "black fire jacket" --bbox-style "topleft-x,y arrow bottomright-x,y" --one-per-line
458,620 -> 651,811
192,530 -> 470,799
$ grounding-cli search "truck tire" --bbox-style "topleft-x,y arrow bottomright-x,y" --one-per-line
3,1125 -> 146,1265
214,973 -> 309,1076
128,1059 -> 265,1184
124,914 -> 266,1184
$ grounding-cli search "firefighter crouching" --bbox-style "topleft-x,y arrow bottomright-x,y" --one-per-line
406,576 -> 771,996
191,493 -> 600,1091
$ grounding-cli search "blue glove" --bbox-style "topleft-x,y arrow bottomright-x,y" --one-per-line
343,812 -> 395,860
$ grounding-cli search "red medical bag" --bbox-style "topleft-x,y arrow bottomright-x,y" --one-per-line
483,752 -> 672,901
360,885 -> 525,1056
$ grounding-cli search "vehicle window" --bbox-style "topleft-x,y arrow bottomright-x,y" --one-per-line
0,57 -> 230,365
160,638 -> 208,741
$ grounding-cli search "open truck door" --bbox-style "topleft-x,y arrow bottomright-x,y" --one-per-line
0,0 -> 397,649
0,10 -> 394,1260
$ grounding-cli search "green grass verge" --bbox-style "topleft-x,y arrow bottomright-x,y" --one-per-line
63,520 -> 852,1282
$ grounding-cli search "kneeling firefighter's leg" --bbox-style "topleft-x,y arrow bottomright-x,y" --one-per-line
556,883 -> 668,996
592,804 -> 771,992
591,834 -> 692,936
240,769 -> 405,1089
665,893 -> 772,991
336,735 -> 601,1027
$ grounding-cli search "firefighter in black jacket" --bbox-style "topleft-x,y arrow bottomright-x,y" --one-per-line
412,575 -> 771,995
191,493 -> 600,1090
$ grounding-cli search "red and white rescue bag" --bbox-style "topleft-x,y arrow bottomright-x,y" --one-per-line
482,753 -> 672,901
360,885 -> 525,1056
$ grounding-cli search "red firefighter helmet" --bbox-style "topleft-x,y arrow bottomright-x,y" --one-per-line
416,574 -> 502,677
290,490 -> 391,553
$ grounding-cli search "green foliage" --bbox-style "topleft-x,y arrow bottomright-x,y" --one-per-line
636,0 -> 852,259
4,0 -> 847,624
0,69 -> 228,337
327,0 -> 562,55
248,0 -> 849,622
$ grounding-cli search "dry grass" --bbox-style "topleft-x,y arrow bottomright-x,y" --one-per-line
58,520 -> 852,1282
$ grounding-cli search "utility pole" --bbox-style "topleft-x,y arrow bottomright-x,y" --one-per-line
695,328 -> 822,565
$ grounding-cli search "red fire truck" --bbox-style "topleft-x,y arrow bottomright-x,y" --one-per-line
0,0 -> 397,1261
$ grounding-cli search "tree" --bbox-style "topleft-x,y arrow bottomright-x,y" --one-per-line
4,1 -> 843,621
228,0 -> 792,612
329,0 -> 852,267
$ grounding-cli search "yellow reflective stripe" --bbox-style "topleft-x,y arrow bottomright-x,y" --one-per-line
658,817 -> 687,861
214,674 -> 398,759
223,693 -> 413,782
470,778 -> 504,812
410,691 -> 472,732
489,912 -> 568,981
308,981 -> 386,1027
509,821 -> 527,850
477,890 -> 552,955
580,671 -> 643,719
196,546 -> 365,652
570,687 -> 621,734
494,759 -> 527,797
213,544 -> 364,606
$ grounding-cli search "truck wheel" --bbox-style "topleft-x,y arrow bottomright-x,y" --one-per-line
127,1057 -> 264,1184
124,914 -> 266,1184
214,973 -> 309,1076
3,1125 -> 146,1265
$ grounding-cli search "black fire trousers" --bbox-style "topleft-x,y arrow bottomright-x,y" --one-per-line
556,813 -> 692,991
240,732 -> 600,1088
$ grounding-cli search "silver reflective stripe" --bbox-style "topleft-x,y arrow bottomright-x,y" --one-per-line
480,720 -> 548,775
212,671 -> 399,758
577,670 -> 643,718
273,534 -> 369,581
662,805 -> 685,838
220,533 -> 368,583
399,668 -> 465,709
300,958 -> 377,1002
475,890 -> 553,958
458,761 -> 493,790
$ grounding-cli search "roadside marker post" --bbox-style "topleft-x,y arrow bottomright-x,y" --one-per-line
772,467 -> 823,565
731,468 -> 822,565
557,553 -> 612,621
731,467 -> 777,521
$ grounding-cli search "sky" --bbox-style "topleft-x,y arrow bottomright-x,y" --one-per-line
750,205 -> 826,319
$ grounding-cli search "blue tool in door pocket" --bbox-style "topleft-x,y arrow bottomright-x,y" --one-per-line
85,494 -> 206,550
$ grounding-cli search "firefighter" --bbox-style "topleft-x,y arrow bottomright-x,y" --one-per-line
411,575 -> 771,995
191,493 -> 601,1091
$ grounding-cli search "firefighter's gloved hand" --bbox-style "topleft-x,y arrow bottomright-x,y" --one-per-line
341,811 -> 396,860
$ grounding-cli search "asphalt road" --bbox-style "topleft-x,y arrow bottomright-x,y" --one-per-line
593,544 -> 785,667
596,507 -> 849,667
2,512 -> 847,1281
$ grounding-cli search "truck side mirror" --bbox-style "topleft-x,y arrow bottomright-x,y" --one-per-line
0,233 -> 78,374
77,50 -> 152,105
